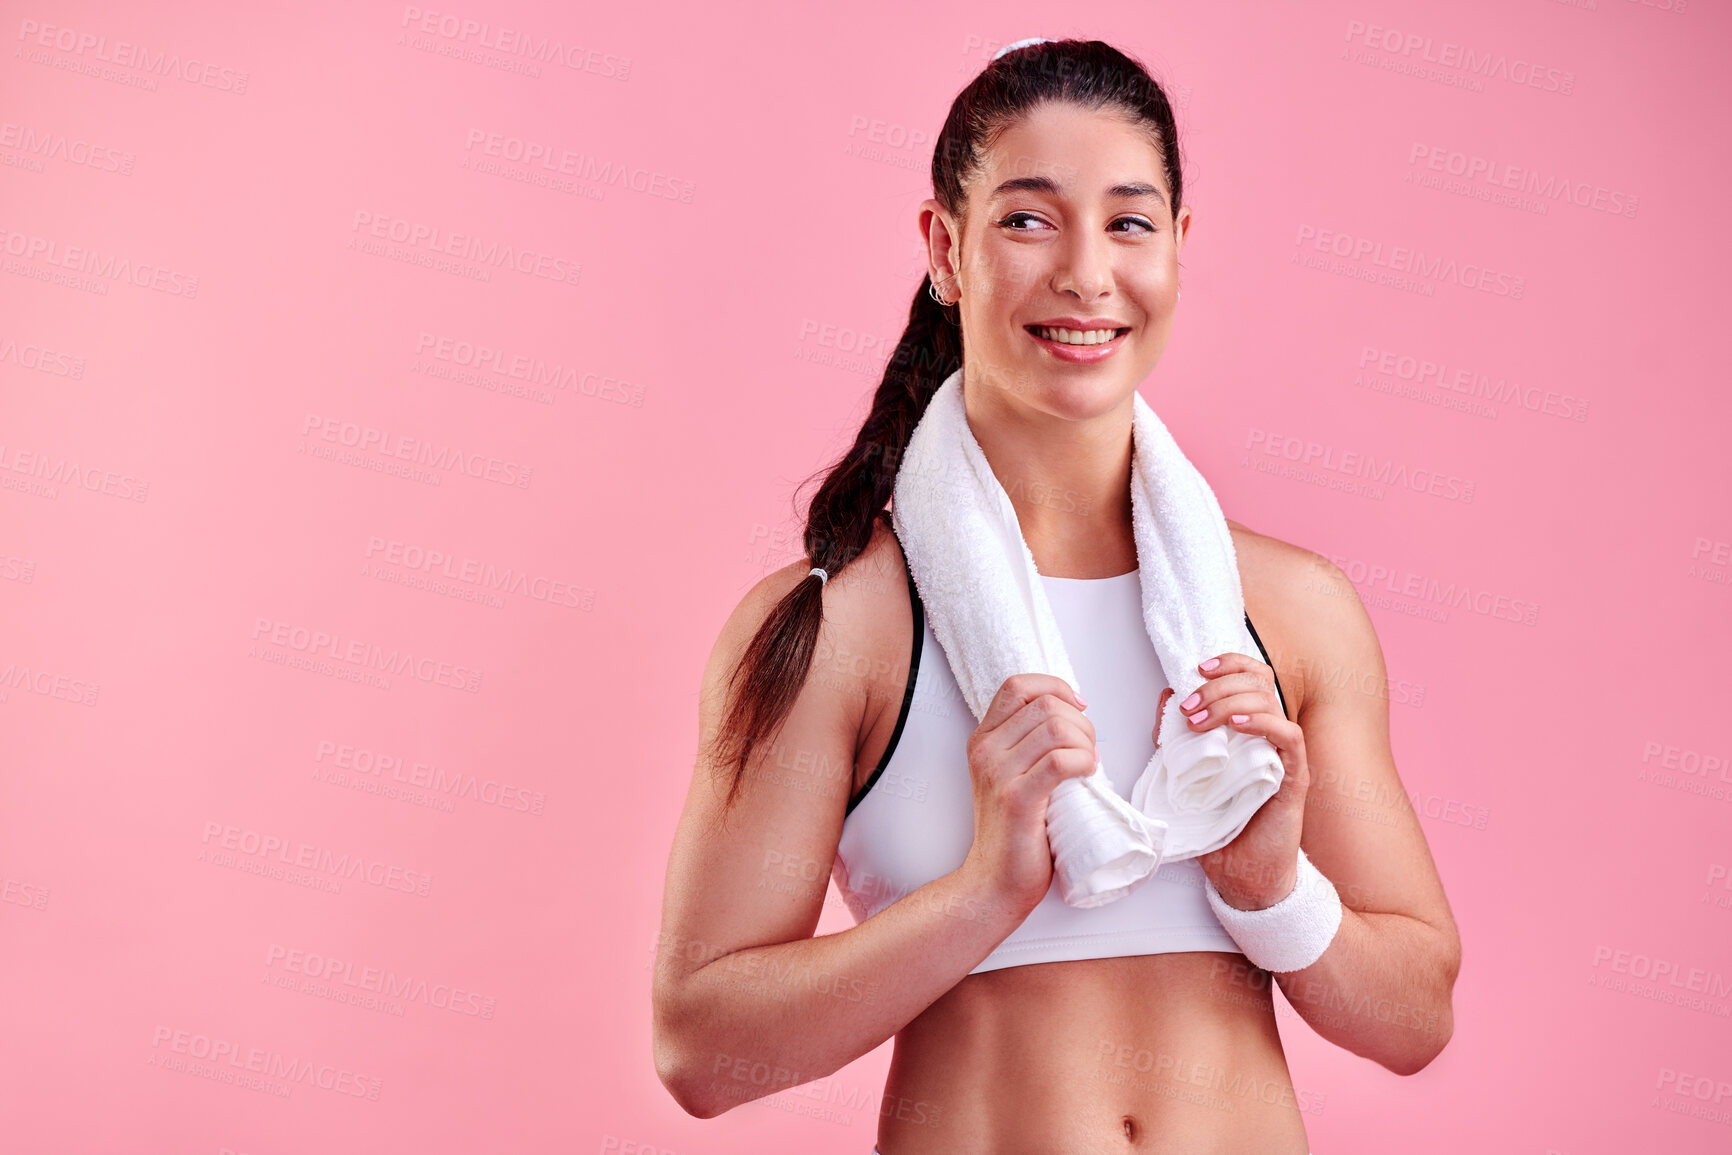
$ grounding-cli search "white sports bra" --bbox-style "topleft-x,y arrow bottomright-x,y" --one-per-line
831,536 -> 1289,976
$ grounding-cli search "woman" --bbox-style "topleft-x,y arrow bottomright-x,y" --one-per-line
652,38 -> 1459,1154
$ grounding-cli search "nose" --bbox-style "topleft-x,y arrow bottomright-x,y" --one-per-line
1052,226 -> 1115,301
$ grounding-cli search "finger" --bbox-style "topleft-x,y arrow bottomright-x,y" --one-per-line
1196,652 -> 1263,680
982,672 -> 1088,731
1013,746 -> 1098,804
1185,707 -> 1297,752
1003,710 -> 1095,775
1233,716 -> 1311,801
1152,686 -> 1173,747
1175,679 -> 1278,725
985,674 -> 1096,754
1210,710 -> 1307,778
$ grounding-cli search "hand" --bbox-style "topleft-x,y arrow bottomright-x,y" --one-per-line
1152,652 -> 1309,911
959,673 -> 1099,917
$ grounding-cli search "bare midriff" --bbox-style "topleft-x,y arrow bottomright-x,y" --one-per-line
875,952 -> 1311,1155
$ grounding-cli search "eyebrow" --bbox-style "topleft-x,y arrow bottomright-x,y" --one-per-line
988,175 -> 1167,207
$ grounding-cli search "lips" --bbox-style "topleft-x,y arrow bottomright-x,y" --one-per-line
1025,324 -> 1130,346
1027,316 -> 1129,330
1024,324 -> 1130,362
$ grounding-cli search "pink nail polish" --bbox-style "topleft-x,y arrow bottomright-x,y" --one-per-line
1181,692 -> 1201,710
1200,658 -> 1220,671
1188,709 -> 1208,724
1231,714 -> 1249,724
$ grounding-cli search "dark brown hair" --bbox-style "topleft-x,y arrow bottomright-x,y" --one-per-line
708,38 -> 1187,811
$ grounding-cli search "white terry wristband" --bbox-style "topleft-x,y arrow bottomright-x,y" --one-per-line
1203,846 -> 1343,973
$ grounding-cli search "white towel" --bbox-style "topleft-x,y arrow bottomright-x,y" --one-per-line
890,367 -> 1285,908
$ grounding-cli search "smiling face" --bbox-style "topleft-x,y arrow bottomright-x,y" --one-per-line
921,99 -> 1191,420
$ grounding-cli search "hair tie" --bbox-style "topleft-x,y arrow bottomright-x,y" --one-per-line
994,36 -> 1053,60
809,567 -> 828,586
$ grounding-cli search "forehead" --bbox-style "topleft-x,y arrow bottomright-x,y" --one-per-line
973,101 -> 1168,202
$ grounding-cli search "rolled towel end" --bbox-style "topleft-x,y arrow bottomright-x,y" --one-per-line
1202,846 -> 1343,972
1046,771 -> 1168,907
1055,841 -> 1164,908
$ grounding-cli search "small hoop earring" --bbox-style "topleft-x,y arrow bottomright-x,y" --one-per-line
928,275 -> 957,307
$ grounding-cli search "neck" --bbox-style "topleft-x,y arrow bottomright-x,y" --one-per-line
962,369 -> 1138,579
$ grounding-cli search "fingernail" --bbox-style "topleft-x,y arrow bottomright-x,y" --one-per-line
1188,709 -> 1208,724
1231,714 -> 1249,724
1181,692 -> 1201,710
1200,658 -> 1220,671
1076,691 -> 1089,708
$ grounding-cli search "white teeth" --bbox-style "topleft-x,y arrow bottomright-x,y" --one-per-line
1035,326 -> 1121,345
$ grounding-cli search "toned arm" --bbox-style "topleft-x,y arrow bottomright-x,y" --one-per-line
1272,550 -> 1462,1074
650,534 -> 1027,1118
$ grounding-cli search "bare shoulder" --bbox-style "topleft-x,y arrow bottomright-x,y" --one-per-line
819,519 -> 916,774
1225,518 -> 1382,721
702,517 -> 912,782
711,519 -> 904,669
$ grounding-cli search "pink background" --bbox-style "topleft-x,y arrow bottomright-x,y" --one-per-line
3,1 -> 1729,1152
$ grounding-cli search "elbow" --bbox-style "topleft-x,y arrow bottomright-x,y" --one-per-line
1383,1015 -> 1452,1077
1383,976 -> 1458,1076
660,1063 -> 721,1119
654,1030 -> 722,1119
652,991 -> 724,1119
1385,926 -> 1460,1076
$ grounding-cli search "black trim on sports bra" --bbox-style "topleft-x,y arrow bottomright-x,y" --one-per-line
845,542 -> 1290,817
1245,612 -> 1290,721
845,555 -> 924,818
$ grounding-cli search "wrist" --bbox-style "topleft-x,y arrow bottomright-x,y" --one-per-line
1203,846 -> 1343,973
1210,859 -> 1299,912
953,857 -> 1042,926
